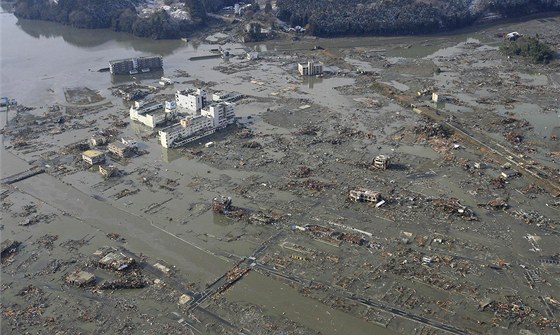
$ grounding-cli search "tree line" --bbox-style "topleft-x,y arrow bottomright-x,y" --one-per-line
276,0 -> 560,37
14,0 -> 237,39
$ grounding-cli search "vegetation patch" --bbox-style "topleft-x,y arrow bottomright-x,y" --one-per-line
500,36 -> 556,64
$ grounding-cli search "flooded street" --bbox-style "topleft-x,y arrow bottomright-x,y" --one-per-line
2,6 -> 560,335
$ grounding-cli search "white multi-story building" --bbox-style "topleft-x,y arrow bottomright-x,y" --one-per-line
159,115 -> 215,148
201,102 -> 236,129
130,87 -> 237,148
175,88 -> 207,112
129,100 -> 177,128
298,61 -> 323,76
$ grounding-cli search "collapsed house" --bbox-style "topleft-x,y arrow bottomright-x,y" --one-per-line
99,165 -> 118,178
349,188 -> 382,203
212,196 -> 233,214
65,270 -> 95,287
98,252 -> 135,271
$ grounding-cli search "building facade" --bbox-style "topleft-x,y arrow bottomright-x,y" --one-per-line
175,89 -> 207,112
82,150 -> 106,165
109,56 -> 163,75
129,100 -> 177,128
108,141 -> 135,158
159,115 -> 215,148
201,102 -> 236,129
298,61 -> 323,76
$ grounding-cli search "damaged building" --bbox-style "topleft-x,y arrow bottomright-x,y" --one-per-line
349,188 -> 382,203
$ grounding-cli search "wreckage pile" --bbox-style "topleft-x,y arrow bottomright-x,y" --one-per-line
431,198 -> 477,221
212,196 -> 280,225
212,195 -> 247,218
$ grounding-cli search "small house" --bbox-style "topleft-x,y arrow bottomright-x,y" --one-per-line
99,165 -> 118,178
89,135 -> 107,147
108,141 -> 135,158
501,169 -> 519,179
65,270 -> 95,286
82,150 -> 105,165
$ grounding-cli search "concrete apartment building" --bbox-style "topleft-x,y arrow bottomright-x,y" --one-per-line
159,115 -> 215,148
129,100 -> 178,128
201,102 -> 236,129
298,61 -> 323,76
109,56 -> 163,75
175,88 -> 208,112
159,102 -> 236,148
127,86 -> 237,148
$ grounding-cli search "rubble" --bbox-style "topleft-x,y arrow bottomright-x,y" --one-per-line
98,252 -> 135,271
98,271 -> 146,290
212,196 -> 247,218
483,197 -> 509,210
212,195 -> 232,214
291,166 -> 312,178
431,198 -> 477,220
1,240 -> 20,260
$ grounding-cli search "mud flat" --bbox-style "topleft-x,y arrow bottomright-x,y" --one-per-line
2,12 -> 560,335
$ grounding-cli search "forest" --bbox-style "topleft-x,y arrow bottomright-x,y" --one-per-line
13,0 -> 560,38
13,0 -> 235,39
276,0 -> 560,36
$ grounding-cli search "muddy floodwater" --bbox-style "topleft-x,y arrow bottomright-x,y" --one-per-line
2,7 -> 560,335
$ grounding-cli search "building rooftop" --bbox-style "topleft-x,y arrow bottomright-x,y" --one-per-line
82,150 -> 104,158
108,141 -> 127,149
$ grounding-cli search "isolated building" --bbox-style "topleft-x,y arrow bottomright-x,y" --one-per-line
298,61 -> 323,76
109,56 -> 163,75
99,164 -> 118,178
108,141 -> 135,158
373,155 -> 390,170
82,150 -> 106,165
349,188 -> 382,203
65,270 -> 95,287
89,135 -> 107,147
431,93 -> 439,103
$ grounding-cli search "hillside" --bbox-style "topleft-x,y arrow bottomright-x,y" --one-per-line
13,0 -> 235,39
276,0 -> 560,36
12,0 -> 560,39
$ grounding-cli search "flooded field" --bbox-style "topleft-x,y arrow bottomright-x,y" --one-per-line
2,7 -> 560,335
